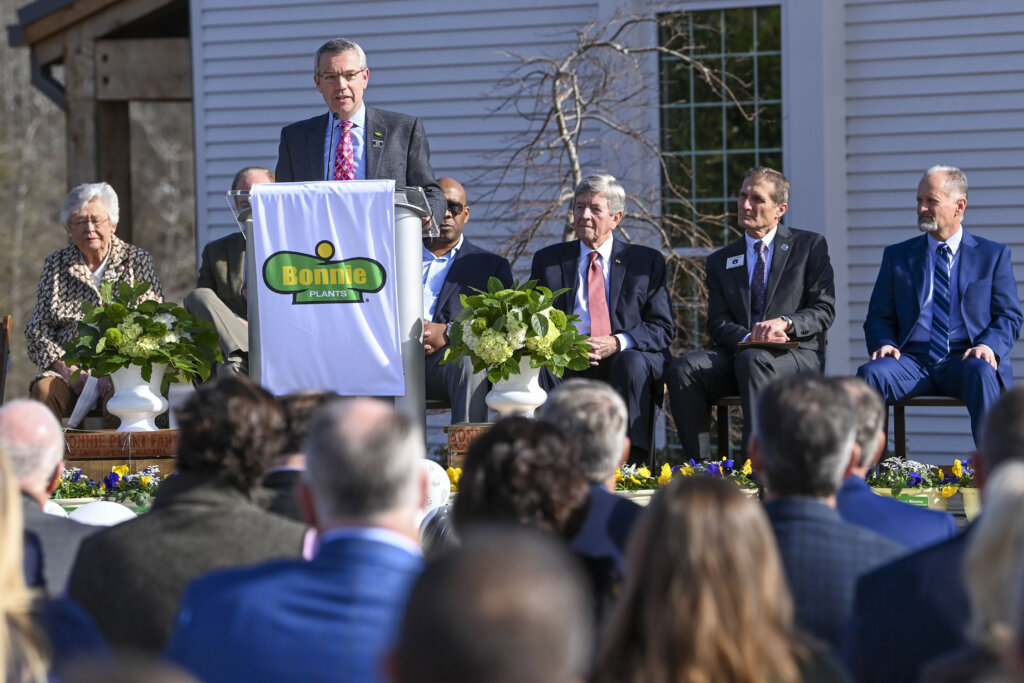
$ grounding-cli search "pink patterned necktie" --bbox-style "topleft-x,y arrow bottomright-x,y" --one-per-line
588,251 -> 611,337
333,120 -> 355,181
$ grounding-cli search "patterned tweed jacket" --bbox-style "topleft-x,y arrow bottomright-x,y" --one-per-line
25,235 -> 163,383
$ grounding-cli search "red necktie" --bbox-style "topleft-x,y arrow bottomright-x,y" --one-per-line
333,120 -> 355,181
588,251 -> 611,337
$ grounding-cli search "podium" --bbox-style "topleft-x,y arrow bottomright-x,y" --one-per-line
226,182 -> 431,420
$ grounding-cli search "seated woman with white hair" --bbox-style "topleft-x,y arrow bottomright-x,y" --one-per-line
25,182 -> 163,423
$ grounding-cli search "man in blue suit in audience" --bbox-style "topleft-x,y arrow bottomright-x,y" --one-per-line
842,385 -> 1024,682
834,376 -> 957,550
166,398 -> 426,683
538,379 -> 643,578
858,165 -> 1022,445
423,178 -> 512,423
531,174 -> 674,464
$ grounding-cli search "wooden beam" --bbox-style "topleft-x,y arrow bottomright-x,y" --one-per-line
97,100 -> 133,242
19,0 -> 118,46
22,0 -> 178,49
96,38 -> 190,101
65,36 -> 99,186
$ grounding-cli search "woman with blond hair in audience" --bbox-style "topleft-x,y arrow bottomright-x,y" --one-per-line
591,476 -> 849,683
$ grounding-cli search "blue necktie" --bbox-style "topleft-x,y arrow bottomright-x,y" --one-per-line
751,241 -> 767,324
929,243 -> 952,362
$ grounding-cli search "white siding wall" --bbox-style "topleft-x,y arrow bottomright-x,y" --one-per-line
844,0 -> 1024,462
190,0 -> 600,274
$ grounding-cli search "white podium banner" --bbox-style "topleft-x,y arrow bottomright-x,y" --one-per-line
250,180 -> 402,395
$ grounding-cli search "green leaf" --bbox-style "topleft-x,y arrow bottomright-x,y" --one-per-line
568,356 -> 591,371
530,313 -> 549,337
487,276 -> 505,294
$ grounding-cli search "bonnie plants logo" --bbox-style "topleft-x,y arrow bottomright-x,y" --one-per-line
263,241 -> 385,304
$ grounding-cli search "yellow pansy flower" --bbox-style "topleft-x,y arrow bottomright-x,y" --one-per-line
446,467 -> 462,491
140,476 -> 153,486
937,468 -> 944,481
742,459 -> 753,475
952,460 -> 963,478
614,468 -> 624,483
658,463 -> 673,486
941,486 -> 959,498
111,465 -> 130,477
637,466 -> 651,478
680,464 -> 694,476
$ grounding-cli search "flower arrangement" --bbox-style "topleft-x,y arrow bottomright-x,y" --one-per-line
615,458 -> 759,492
442,278 -> 591,383
62,280 -> 222,389
866,457 -> 940,496
54,465 -> 172,509
934,458 -> 976,497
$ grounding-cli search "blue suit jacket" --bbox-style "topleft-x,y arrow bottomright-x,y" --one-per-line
764,498 -> 906,649
529,238 -> 674,353
836,476 -> 957,551
571,485 -> 644,576
841,530 -> 970,683
432,238 -> 513,325
166,535 -> 424,683
864,231 -> 1022,385
275,107 -> 446,226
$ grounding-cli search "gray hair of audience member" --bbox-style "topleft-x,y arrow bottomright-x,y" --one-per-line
231,167 -> 275,191
303,398 -> 424,519
966,461 -> 1024,653
278,392 -> 339,455
923,165 -> 968,201
574,173 -> 625,215
979,386 -> 1024,477
314,37 -> 367,71
60,182 -> 119,227
419,505 -> 460,560
0,399 -> 65,495
393,525 -> 592,683
745,166 -> 790,205
174,375 -> 286,492
60,656 -> 200,683
537,379 -> 627,483
754,374 -> 857,498
833,377 -> 886,469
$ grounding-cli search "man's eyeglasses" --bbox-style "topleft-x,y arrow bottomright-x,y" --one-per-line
446,201 -> 465,217
69,217 -> 111,229
317,70 -> 365,84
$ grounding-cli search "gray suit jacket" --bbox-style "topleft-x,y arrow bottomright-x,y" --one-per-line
21,494 -> 97,596
196,231 -> 246,320
707,225 -> 835,353
68,473 -> 306,652
274,107 -> 445,225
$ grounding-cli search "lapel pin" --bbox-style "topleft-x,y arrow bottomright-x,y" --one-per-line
374,131 -> 383,137
371,140 -> 384,148
780,243 -> 790,252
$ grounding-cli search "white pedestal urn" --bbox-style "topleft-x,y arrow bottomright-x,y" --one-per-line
485,356 -> 547,418
106,363 -> 169,432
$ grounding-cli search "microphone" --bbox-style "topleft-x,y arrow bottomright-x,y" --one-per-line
326,111 -> 339,181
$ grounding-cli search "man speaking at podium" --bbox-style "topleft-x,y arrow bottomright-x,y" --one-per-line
275,38 -> 446,226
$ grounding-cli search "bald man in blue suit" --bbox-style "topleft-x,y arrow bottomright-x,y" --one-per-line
857,166 -> 1022,444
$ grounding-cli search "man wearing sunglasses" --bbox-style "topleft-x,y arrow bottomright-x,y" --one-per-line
274,38 -> 445,228
423,178 -> 512,423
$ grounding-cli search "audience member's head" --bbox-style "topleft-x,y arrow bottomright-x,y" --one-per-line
978,385 -> 1024,486
965,462 -> 1024,657
834,376 -> 887,471
752,374 -> 858,498
592,476 -> 803,683
275,391 -> 339,465
0,399 -> 65,505
302,398 -> 424,533
419,505 -> 459,560
231,167 -> 274,212
0,447 -> 50,681
537,379 -> 628,485
452,417 -> 589,539
174,376 -> 286,492
393,525 -> 592,683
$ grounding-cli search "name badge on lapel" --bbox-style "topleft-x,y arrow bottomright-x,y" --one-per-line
371,139 -> 384,148
726,255 -> 744,269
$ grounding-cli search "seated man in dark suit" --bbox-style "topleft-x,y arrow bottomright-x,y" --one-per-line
834,376 -> 957,550
184,166 -> 275,377
667,166 -> 835,461
275,37 -> 445,224
530,174 -> 674,463
842,385 -> 1024,682
0,399 -> 97,596
423,178 -> 512,423
166,398 -> 426,683
752,375 -> 905,648
857,165 -> 1022,445
538,379 -> 642,578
